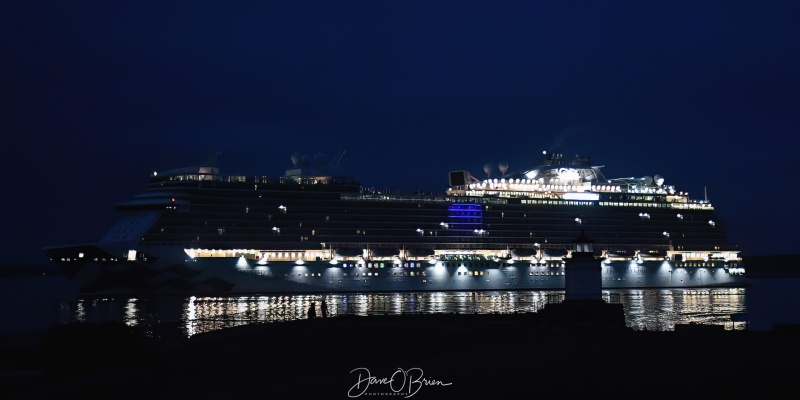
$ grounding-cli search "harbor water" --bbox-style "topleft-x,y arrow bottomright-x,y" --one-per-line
2,274 -> 798,339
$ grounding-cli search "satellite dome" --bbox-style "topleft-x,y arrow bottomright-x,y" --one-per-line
291,152 -> 301,166
498,161 -> 509,174
483,163 -> 492,177
654,174 -> 664,186
642,176 -> 653,185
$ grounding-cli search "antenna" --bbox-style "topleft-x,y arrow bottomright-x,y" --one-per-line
332,149 -> 347,166
704,186 -> 708,203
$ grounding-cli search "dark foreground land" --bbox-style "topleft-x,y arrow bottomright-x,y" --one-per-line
3,301 -> 799,399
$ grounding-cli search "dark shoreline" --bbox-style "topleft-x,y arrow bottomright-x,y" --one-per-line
4,301 -> 800,398
0,264 -> 63,277
743,253 -> 800,277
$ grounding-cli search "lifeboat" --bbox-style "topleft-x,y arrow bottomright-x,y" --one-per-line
334,248 -> 363,258
369,248 -> 400,258
405,247 -> 435,257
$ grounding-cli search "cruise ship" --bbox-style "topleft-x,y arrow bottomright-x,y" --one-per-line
44,151 -> 747,294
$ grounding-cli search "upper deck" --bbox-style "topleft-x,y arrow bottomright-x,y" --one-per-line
447,153 -> 713,211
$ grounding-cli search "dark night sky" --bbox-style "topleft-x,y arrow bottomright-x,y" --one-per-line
3,1 -> 799,266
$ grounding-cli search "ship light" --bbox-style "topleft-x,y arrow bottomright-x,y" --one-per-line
708,220 -> 716,227
295,259 -> 305,265
560,169 -> 580,182
236,256 -> 249,268
563,192 -> 599,201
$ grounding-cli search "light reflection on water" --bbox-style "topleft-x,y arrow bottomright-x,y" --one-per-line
59,288 -> 747,339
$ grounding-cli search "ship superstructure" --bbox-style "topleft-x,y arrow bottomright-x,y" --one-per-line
44,151 -> 745,294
